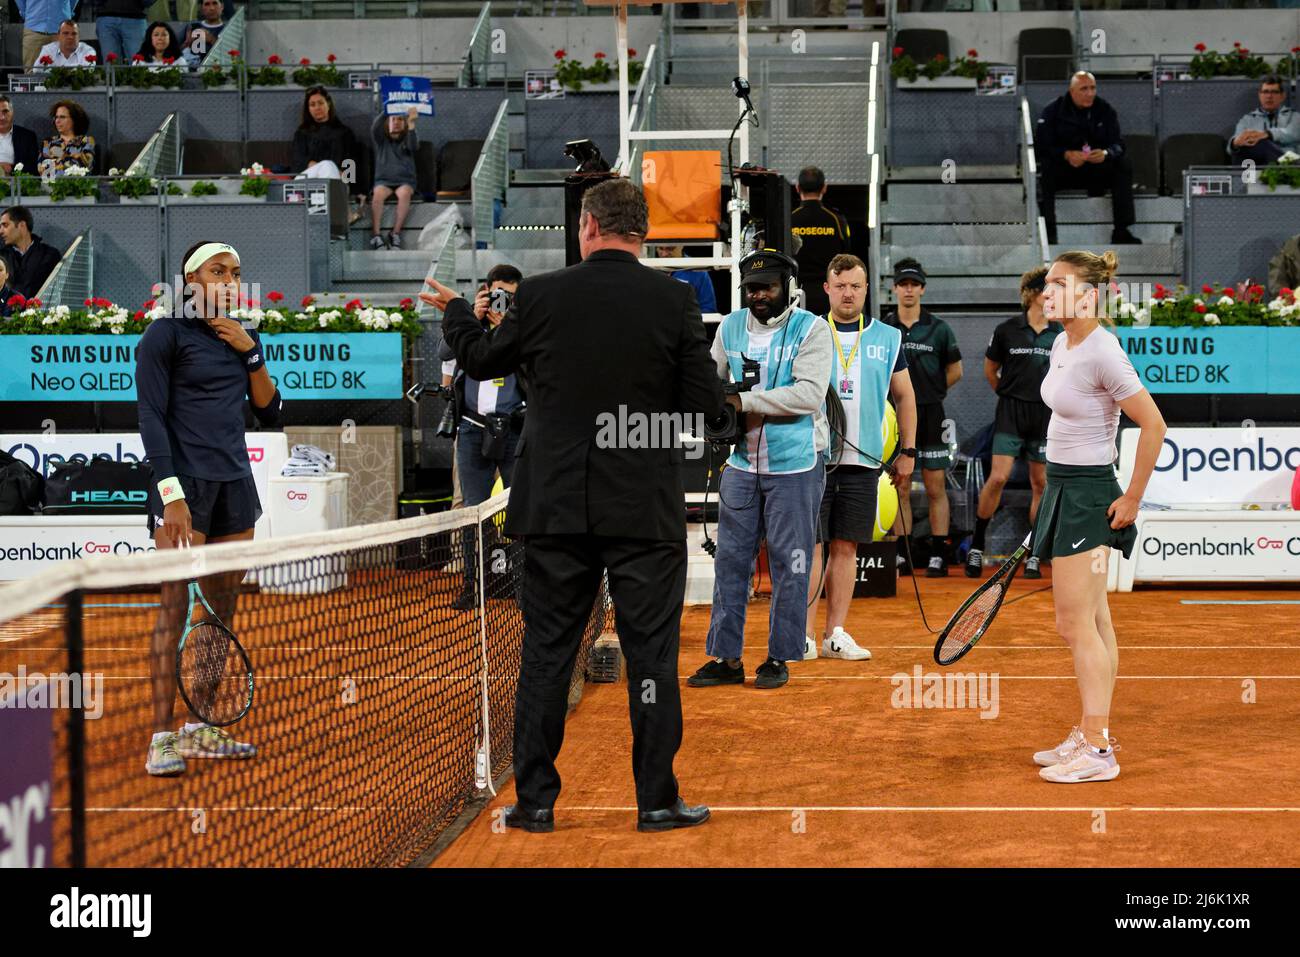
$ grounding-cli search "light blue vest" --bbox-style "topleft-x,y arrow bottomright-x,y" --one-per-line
719,306 -> 821,474
826,316 -> 902,466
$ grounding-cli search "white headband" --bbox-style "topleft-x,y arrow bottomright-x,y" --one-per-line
184,242 -> 240,276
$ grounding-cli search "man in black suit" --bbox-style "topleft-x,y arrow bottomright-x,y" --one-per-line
0,96 -> 41,176
424,178 -> 725,833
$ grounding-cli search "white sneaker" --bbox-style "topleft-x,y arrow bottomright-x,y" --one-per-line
822,627 -> 871,660
1033,727 -> 1085,767
146,732 -> 185,777
1039,739 -> 1122,783
803,635 -> 818,660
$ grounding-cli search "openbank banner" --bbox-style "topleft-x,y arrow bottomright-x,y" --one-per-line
1131,519 -> 1300,581
1112,327 -> 1300,394
1118,426 -> 1300,507
0,519 -> 155,580
2,333 -> 403,401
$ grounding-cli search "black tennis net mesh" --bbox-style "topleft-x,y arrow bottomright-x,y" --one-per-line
0,492 -> 611,867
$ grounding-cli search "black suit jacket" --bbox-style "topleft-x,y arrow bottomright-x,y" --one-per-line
442,248 -> 724,541
7,235 -> 62,299
9,125 -> 39,174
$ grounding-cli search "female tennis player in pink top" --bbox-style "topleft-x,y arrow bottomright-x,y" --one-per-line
1031,250 -> 1167,783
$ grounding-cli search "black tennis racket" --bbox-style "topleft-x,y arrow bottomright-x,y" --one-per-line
175,581 -> 254,726
933,532 -> 1033,666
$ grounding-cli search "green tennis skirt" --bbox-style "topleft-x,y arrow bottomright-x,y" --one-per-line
1030,462 -> 1138,561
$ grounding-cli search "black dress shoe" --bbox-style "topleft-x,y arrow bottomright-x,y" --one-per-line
1111,228 -> 1143,245
637,797 -> 710,833
503,804 -> 554,833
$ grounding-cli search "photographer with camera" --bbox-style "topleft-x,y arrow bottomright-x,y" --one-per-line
689,250 -> 832,691
434,263 -> 525,610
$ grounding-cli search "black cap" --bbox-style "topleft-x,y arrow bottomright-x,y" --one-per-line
893,262 -> 926,285
741,251 -> 791,286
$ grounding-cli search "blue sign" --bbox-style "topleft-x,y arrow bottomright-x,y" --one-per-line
379,75 -> 435,116
2,333 -> 403,401
1112,327 -> 1300,394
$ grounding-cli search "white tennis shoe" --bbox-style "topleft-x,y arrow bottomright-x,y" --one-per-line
1033,727 -> 1085,767
803,635 -> 818,660
821,627 -> 871,660
1039,739 -> 1122,783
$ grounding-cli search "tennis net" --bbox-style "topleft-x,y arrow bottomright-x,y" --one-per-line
0,491 -> 611,867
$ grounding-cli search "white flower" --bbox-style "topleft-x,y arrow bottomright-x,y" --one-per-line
1117,301 -> 1136,318
1217,296 -> 1234,307
146,305 -> 168,320
41,315 -> 57,325
390,314 -> 402,325
1193,298 -> 1204,306
109,324 -> 122,334
89,316 -> 102,328
239,167 -> 250,176
1203,313 -> 1220,325
21,308 -> 36,318
251,162 -> 265,175
13,163 -> 23,172
55,304 -> 70,316
266,309 -> 283,322
373,315 -> 390,330
305,304 -> 316,313
1134,306 -> 1149,324
108,167 -> 120,176
318,315 -> 329,328
64,165 -> 86,177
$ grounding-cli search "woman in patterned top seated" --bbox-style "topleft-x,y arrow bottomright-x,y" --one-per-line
38,100 -> 95,177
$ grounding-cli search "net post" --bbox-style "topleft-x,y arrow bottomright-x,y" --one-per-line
475,507 -> 494,794
66,589 -> 87,869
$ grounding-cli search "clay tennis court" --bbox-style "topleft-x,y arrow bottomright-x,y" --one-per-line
434,572 -> 1300,868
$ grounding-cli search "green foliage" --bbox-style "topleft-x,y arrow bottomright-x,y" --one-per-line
189,180 -> 219,196
42,66 -> 105,90
239,174 -> 271,198
48,174 -> 98,202
111,174 -> 156,199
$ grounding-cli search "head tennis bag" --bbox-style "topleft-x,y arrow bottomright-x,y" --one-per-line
43,457 -> 154,515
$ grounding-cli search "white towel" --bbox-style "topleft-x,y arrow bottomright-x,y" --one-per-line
281,444 -> 336,477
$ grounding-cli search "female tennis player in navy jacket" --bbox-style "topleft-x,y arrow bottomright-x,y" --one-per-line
136,240 -> 282,776
1031,249 -> 1165,783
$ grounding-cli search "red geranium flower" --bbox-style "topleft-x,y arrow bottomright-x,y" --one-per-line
345,298 -> 363,310
933,53 -> 947,62
1195,43 -> 1207,53
967,48 -> 978,58
132,54 -> 144,63
268,55 -> 282,65
1293,47 -> 1300,55
554,49 -> 566,60
95,296 -> 111,308
892,46 -> 904,57
1194,303 -> 1207,314
84,298 -> 93,306
301,294 -> 316,308
29,297 -> 41,307
1201,284 -> 1214,294
327,53 -> 337,63
7,294 -> 25,307
1233,41 -> 1242,47
1238,48 -> 1250,56
1154,283 -> 1168,298
229,49 -> 241,58
1222,287 -> 1235,298
143,299 -> 156,309
1249,284 -> 1265,298
86,55 -> 97,64
134,310 -> 145,321
628,48 -> 637,58
399,298 -> 414,309
594,51 -> 606,60
38,55 -> 53,66
267,290 -> 284,303
106,53 -> 118,63
299,57 -> 311,66
163,57 -> 174,65
1282,287 -> 1294,297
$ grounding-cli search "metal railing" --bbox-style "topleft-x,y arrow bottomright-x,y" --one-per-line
1020,96 -> 1047,260
458,3 -> 494,88
617,41 -> 660,179
202,7 -> 247,70
125,113 -> 183,178
36,231 -> 94,310
471,99 -> 511,249
867,40 -> 884,323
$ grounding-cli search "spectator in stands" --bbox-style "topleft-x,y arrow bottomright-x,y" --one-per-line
36,19 -> 97,67
38,100 -> 95,177
135,20 -> 182,69
882,258 -> 963,577
1036,71 -> 1140,245
15,0 -> 74,70
0,255 -> 16,317
182,0 -> 228,65
655,244 -> 717,313
0,206 -> 62,299
0,96 -> 42,176
791,165 -> 851,316
1230,75 -> 1300,166
369,105 -> 419,250
1269,232 -> 1300,295
94,0 -> 151,65
293,88 -> 358,181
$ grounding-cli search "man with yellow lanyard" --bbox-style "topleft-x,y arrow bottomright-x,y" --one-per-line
805,254 -> 917,660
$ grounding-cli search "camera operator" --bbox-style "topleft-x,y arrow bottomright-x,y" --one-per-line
436,264 -> 525,609
689,250 -> 833,691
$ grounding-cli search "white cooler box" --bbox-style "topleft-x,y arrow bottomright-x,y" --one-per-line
261,473 -> 350,593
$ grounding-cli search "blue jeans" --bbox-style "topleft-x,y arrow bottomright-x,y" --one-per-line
705,464 -> 825,662
97,17 -> 148,64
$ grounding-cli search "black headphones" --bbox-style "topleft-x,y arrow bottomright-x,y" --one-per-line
738,248 -> 801,306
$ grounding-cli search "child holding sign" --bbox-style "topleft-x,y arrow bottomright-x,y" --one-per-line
369,105 -> 419,250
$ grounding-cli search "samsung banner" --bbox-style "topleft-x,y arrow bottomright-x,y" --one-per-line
1113,327 -> 1300,394
2,334 -> 403,401
1118,426 -> 1300,507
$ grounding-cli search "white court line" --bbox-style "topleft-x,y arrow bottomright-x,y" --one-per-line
78,674 -> 1300,681
53,806 -> 401,813
558,805 -> 1300,814
1182,600 -> 1300,605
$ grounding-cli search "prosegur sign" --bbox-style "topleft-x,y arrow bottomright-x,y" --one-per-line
2,333 -> 402,401
1114,327 -> 1300,394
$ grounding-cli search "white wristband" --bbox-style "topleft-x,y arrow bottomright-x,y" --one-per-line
158,477 -> 185,505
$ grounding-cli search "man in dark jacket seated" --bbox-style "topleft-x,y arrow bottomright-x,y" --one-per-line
0,95 -> 41,175
1036,71 -> 1140,245
0,205 -> 61,298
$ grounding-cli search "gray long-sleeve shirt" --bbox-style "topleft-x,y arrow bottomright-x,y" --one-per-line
710,304 -> 833,458
1234,106 -> 1300,150
371,113 -> 419,185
